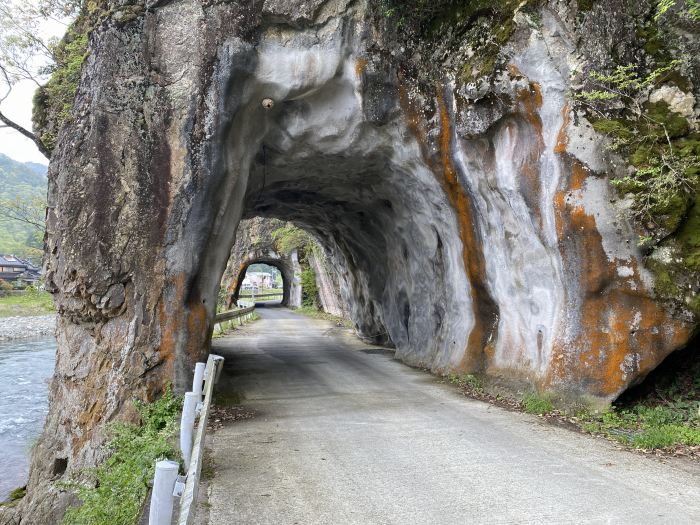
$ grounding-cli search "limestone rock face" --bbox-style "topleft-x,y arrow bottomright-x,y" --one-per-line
11,0 -> 698,522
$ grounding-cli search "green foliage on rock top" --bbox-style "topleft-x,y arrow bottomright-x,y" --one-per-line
271,224 -> 315,255
32,1 -> 147,154
378,0 -> 528,83
32,16 -> 90,153
62,387 -> 182,525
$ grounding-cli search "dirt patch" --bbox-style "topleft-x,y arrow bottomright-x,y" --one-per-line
207,405 -> 256,432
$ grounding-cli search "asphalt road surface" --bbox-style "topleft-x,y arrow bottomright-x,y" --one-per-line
206,306 -> 700,525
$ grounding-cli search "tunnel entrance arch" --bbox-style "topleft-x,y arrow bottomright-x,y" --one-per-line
23,5 -> 698,524
227,257 -> 299,309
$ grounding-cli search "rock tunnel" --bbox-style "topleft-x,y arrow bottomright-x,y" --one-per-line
220,222 -> 300,309
12,1 -> 699,522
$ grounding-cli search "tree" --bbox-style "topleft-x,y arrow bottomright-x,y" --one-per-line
0,0 -> 79,159
0,194 -> 46,232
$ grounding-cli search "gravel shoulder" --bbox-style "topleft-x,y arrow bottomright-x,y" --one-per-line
0,315 -> 56,342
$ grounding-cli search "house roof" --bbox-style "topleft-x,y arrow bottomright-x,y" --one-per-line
0,255 -> 40,271
0,255 -> 27,268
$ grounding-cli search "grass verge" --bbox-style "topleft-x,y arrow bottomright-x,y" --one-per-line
294,306 -> 353,328
0,289 -> 54,317
62,387 -> 182,525
445,343 -> 700,457
578,343 -> 700,453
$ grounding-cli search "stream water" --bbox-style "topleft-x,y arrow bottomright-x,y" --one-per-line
0,337 -> 56,501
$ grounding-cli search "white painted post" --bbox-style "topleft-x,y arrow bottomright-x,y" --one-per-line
212,354 -> 225,384
192,363 -> 206,400
149,460 -> 179,525
180,392 -> 198,469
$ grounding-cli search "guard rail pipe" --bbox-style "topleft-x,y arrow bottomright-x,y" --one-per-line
148,353 -> 224,525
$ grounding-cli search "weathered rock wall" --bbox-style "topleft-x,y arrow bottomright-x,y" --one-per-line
309,251 -> 347,318
7,1 -> 698,522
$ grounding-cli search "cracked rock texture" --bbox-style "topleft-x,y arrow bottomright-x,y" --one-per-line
5,1 -> 698,523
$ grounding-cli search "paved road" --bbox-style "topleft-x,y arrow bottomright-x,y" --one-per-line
207,306 -> 700,525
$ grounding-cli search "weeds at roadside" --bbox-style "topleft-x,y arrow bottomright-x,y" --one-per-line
295,306 -> 353,328
523,391 -> 555,415
61,387 -> 182,525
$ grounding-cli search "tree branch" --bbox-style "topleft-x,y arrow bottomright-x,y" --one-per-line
0,108 -> 50,159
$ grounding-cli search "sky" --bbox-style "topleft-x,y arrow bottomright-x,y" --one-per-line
0,13 -> 68,165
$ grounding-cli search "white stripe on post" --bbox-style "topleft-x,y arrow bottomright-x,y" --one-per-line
192,362 -> 206,400
180,392 -> 198,470
149,460 -> 179,525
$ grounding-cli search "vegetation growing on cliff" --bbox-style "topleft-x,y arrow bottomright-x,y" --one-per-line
32,21 -> 88,152
574,1 -> 700,314
577,61 -> 698,236
378,0 -> 530,83
62,387 -> 182,525
272,223 -> 322,309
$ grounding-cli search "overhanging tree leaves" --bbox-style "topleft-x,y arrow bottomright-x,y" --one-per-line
0,0 -> 80,159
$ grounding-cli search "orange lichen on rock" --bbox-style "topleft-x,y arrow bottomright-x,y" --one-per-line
554,103 -> 570,154
355,57 -> 368,78
515,82 -> 543,136
398,80 -> 498,371
434,88 -> 499,372
513,84 -> 546,232
548,159 -> 691,398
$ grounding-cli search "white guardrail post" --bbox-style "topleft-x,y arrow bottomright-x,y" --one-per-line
149,354 -> 225,525
149,460 -> 179,525
192,362 -> 205,400
180,392 -> 198,470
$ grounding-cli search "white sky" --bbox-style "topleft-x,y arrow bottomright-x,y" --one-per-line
0,15 -> 68,165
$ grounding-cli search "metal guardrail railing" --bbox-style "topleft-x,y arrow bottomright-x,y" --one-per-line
148,353 -> 225,525
238,291 -> 283,300
214,305 -> 255,324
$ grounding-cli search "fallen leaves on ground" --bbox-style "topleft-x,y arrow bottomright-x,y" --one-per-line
208,405 -> 256,432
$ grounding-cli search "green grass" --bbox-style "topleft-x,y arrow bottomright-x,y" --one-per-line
523,391 -> 555,415
447,373 -> 484,393
580,405 -> 700,449
1,486 -> 27,507
62,387 -> 182,525
295,306 -> 353,328
579,344 -> 700,450
0,290 -> 54,317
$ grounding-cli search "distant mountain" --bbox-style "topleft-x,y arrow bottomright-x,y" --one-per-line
0,154 -> 47,261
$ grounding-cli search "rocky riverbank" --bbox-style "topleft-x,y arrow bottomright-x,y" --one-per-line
0,316 -> 56,342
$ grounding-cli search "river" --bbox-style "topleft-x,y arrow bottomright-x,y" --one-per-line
0,337 -> 56,502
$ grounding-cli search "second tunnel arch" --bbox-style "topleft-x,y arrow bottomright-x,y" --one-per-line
226,256 -> 298,308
